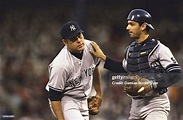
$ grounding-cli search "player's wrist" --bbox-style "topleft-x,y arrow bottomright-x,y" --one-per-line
57,118 -> 64,120
96,93 -> 102,99
101,54 -> 106,61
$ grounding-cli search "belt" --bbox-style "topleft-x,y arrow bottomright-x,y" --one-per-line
132,94 -> 161,100
132,96 -> 145,100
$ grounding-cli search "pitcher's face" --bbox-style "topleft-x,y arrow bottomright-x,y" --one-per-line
64,33 -> 85,53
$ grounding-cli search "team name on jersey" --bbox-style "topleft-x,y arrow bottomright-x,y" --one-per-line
67,76 -> 82,87
84,66 -> 95,77
66,66 -> 95,88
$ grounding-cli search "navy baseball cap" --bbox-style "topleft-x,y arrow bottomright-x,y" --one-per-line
60,21 -> 84,39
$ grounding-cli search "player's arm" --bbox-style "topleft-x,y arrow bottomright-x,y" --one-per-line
90,41 -> 126,73
48,67 -> 66,120
51,101 -> 64,120
49,88 -> 64,120
93,66 -> 102,98
154,44 -> 182,88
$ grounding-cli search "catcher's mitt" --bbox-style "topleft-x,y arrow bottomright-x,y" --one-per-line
123,74 -> 156,97
87,96 -> 102,115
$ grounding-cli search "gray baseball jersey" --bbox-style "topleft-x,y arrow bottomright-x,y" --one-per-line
46,39 -> 100,99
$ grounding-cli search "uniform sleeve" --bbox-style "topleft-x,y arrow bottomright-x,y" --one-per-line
157,43 -> 181,72
104,57 -> 127,73
47,66 -> 67,101
152,43 -> 182,88
95,57 -> 101,66
96,60 -> 101,67
87,40 -> 101,66
122,46 -> 130,71
122,58 -> 127,71
48,66 -> 67,92
49,88 -> 64,101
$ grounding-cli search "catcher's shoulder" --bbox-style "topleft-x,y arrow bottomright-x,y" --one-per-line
153,39 -> 171,52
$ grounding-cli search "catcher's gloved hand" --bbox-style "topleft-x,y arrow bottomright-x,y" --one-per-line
123,74 -> 157,97
87,96 -> 102,115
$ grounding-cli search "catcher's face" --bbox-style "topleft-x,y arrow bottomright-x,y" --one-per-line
126,20 -> 142,40
63,33 -> 85,53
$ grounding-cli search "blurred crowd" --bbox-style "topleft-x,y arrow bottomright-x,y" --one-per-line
0,0 -> 183,120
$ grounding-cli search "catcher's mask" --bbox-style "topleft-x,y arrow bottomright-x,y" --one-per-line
127,9 -> 154,30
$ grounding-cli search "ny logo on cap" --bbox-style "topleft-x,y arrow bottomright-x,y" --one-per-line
70,25 -> 76,31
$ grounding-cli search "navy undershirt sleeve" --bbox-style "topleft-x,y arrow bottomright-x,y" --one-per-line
104,57 -> 127,73
48,88 -> 64,101
156,70 -> 182,88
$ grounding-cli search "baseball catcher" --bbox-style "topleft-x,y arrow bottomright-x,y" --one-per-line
89,8 -> 182,120
87,96 -> 102,115
123,74 -> 157,97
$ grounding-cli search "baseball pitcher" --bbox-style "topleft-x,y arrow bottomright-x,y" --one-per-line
46,21 -> 102,120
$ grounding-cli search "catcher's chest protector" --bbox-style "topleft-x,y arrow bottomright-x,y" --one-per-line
126,39 -> 158,73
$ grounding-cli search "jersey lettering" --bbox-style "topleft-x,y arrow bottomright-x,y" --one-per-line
84,66 -> 95,77
171,57 -> 176,63
67,76 -> 82,87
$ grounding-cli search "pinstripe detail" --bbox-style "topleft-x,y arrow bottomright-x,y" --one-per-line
148,43 -> 159,58
64,85 -> 83,92
49,85 -> 63,92
166,64 -> 181,72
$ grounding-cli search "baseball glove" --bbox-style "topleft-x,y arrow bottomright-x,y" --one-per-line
123,74 -> 156,97
87,96 -> 102,115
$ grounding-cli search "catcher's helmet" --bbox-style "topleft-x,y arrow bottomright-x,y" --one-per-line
127,9 -> 154,30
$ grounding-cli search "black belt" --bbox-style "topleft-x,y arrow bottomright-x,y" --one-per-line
132,94 -> 161,100
132,96 -> 145,100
